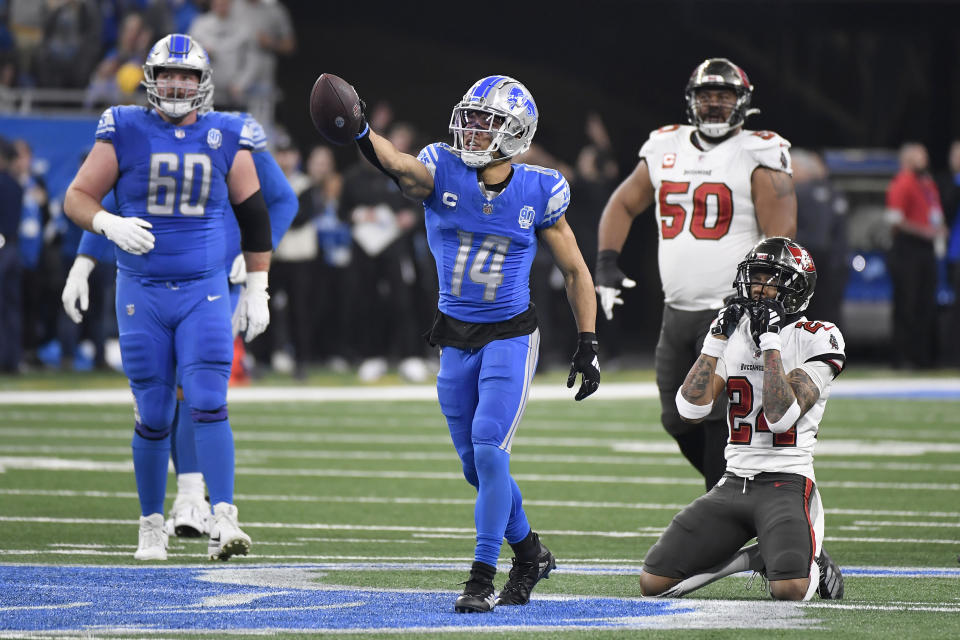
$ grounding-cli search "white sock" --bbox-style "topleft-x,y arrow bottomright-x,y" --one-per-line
660,543 -> 762,597
803,558 -> 820,601
176,472 -> 205,502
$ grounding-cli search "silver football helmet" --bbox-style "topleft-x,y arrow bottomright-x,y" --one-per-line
142,34 -> 213,119
449,75 -> 538,168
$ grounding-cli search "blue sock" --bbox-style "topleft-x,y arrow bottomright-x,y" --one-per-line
192,410 -> 234,505
175,400 -> 201,475
504,477 -> 531,544
131,429 -> 170,516
473,444 -> 512,567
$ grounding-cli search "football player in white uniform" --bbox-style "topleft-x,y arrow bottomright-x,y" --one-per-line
639,237 -> 844,601
595,58 -> 797,490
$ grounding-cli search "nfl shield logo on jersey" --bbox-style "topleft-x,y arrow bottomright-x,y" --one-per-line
518,205 -> 535,229
126,304 -> 135,316
207,128 -> 222,149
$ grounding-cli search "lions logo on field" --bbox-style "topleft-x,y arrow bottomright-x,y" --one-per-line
518,205 -> 535,229
207,128 -> 222,149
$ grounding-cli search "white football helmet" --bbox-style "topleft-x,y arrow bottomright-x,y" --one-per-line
142,34 -> 213,120
449,75 -> 538,168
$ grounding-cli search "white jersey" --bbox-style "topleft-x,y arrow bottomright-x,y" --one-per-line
716,316 -> 846,481
639,124 -> 793,311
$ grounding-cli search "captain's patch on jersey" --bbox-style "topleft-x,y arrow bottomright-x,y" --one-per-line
442,191 -> 459,208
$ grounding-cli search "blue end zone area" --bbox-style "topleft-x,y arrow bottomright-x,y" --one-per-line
2,563 -> 955,633
0,565 -> 694,633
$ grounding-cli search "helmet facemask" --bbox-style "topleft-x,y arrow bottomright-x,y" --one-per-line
449,76 -> 538,168
685,58 -> 754,139
733,238 -> 817,315
449,107 -> 520,168
142,34 -> 213,120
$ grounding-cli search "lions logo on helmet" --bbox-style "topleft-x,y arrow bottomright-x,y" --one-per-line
685,57 -> 756,139
142,34 -> 214,120
449,75 -> 538,168
733,237 -> 818,315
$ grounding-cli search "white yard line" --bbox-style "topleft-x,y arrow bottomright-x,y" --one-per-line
1,378 -> 958,404
4,445 -> 960,471
0,516 -> 957,546
2,488 -> 958,518
2,456 -> 959,490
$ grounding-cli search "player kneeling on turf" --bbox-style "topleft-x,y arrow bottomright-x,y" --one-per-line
639,237 -> 844,601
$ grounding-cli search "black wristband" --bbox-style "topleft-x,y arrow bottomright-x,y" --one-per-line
596,249 -> 620,267
355,123 -> 401,188
578,331 -> 598,346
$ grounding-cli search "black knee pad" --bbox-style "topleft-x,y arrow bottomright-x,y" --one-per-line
190,405 -> 229,423
135,419 -> 172,441
766,548 -> 810,581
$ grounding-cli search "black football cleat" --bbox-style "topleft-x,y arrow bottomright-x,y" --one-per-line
454,562 -> 496,613
816,548 -> 844,599
495,535 -> 556,606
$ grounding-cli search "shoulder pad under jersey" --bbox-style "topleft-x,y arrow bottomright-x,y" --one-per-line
741,129 -> 793,174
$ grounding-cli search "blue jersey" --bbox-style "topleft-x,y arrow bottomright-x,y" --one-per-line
80,112 -> 295,267
95,106 -> 256,279
418,143 -> 570,323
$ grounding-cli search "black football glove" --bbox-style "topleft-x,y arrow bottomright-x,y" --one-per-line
748,298 -> 786,347
710,298 -> 749,339
595,250 -> 636,321
567,332 -> 600,401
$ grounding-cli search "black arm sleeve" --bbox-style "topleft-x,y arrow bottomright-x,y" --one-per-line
233,189 -> 273,252
355,125 -> 401,188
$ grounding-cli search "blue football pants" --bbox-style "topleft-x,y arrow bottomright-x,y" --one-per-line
436,329 -> 539,567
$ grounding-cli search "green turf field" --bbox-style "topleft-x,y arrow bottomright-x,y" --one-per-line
1,380 -> 959,638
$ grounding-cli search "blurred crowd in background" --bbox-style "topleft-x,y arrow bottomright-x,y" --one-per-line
0,0 -> 959,380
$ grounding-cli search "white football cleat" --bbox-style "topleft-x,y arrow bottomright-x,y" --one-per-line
207,502 -> 251,561
134,513 -> 168,561
165,497 -> 210,538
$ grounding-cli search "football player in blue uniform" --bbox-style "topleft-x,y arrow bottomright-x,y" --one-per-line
349,75 -> 600,612
62,111 -> 297,543
63,34 -> 273,561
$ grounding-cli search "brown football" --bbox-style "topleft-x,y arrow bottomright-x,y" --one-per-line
308,73 -> 363,145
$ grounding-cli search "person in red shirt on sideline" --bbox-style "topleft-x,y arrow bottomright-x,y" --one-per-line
885,142 -> 948,369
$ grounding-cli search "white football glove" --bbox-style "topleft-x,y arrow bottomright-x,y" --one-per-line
61,255 -> 96,324
228,253 -> 247,285
595,278 -> 636,321
230,286 -> 247,338
232,270 -> 270,342
92,210 -> 155,255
